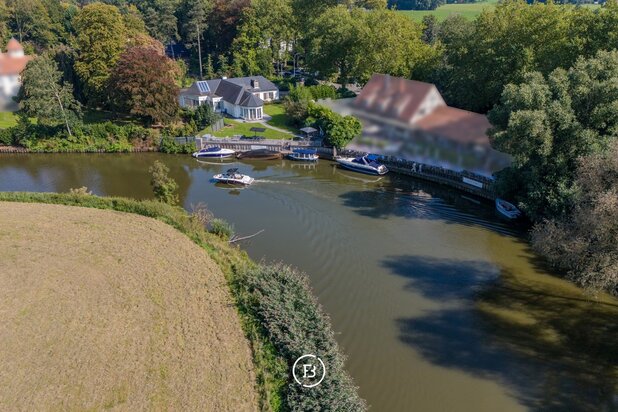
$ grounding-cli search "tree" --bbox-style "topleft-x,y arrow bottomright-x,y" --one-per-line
307,6 -> 364,86
421,15 -> 438,44
149,160 -> 179,205
109,46 -> 179,125
191,102 -> 220,129
140,0 -> 179,48
17,53 -> 81,136
488,50 -> 618,221
7,0 -> 55,47
307,103 -> 361,149
355,8 -> 433,84
532,140 -> 618,296
180,0 -> 212,78
74,3 -> 126,104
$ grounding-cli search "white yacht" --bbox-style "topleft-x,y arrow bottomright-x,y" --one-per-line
212,168 -> 254,186
192,146 -> 236,158
336,155 -> 388,175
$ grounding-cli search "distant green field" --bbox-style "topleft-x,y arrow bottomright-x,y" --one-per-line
398,0 -> 498,22
399,0 -> 600,22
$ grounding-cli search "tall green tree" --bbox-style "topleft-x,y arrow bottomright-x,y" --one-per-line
7,0 -> 54,47
436,1 -> 575,112
180,0 -> 212,78
488,50 -> 618,221
74,3 -> 126,104
17,54 -> 82,136
307,6 -> 364,86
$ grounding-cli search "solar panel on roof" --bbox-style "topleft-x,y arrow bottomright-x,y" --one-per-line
197,81 -> 210,93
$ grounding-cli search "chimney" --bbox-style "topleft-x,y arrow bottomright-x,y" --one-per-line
251,79 -> 259,89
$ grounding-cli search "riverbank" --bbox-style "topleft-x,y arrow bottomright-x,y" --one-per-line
0,192 -> 366,411
0,201 -> 258,410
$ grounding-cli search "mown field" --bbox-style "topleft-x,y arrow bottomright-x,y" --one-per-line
0,202 -> 258,411
398,0 -> 600,22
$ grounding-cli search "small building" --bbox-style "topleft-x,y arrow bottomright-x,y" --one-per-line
179,76 -> 279,121
0,39 -> 32,110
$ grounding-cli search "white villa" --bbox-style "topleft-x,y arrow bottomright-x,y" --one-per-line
0,38 -> 32,110
179,76 -> 279,121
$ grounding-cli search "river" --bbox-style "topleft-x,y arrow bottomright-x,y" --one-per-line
0,153 -> 616,412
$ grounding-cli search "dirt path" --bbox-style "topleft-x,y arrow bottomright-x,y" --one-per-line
0,202 -> 258,411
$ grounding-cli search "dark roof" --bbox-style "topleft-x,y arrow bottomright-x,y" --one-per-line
224,76 -> 278,92
240,93 -> 263,108
181,76 -> 274,107
215,80 -> 245,104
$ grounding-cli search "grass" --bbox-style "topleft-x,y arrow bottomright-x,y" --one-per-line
209,117 -> 293,140
399,0 -> 601,22
398,0 -> 498,22
264,103 -> 300,134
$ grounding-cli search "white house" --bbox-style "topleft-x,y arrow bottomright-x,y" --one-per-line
179,76 -> 279,121
0,38 -> 32,110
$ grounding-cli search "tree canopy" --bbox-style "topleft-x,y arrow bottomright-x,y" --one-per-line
18,53 -> 81,136
74,3 -> 126,104
109,46 -> 179,125
488,50 -> 618,220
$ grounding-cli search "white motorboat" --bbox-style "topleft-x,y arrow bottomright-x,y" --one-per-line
288,148 -> 319,162
495,198 -> 521,219
193,146 -> 236,158
336,155 -> 388,175
213,168 -> 254,186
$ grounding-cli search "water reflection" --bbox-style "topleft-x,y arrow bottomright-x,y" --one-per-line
386,255 -> 618,411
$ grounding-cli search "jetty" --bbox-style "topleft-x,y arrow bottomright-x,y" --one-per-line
196,136 -> 497,200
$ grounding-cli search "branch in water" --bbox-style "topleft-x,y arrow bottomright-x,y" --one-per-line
229,229 -> 265,244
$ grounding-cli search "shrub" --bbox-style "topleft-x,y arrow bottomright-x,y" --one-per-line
158,136 -> 195,154
209,218 -> 234,240
0,128 -> 14,145
236,264 -> 367,411
149,160 -> 179,205
309,84 -> 337,100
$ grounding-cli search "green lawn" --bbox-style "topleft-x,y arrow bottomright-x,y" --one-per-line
399,0 -> 600,22
208,118 -> 293,140
0,112 -> 18,128
263,103 -> 300,134
398,0 -> 498,22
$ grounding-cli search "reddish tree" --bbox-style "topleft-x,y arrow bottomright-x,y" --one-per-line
109,47 -> 179,125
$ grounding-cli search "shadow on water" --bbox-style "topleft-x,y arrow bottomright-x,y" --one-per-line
383,255 -> 618,412
339,174 -> 525,237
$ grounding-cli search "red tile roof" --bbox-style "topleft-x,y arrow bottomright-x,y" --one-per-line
353,74 -> 440,124
414,106 -> 491,145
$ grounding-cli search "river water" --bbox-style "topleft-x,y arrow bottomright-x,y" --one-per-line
0,153 -> 616,412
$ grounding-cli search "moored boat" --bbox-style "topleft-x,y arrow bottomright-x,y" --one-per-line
192,146 -> 236,158
236,149 -> 282,160
336,154 -> 388,175
495,198 -> 521,219
212,168 -> 254,185
288,148 -> 319,162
